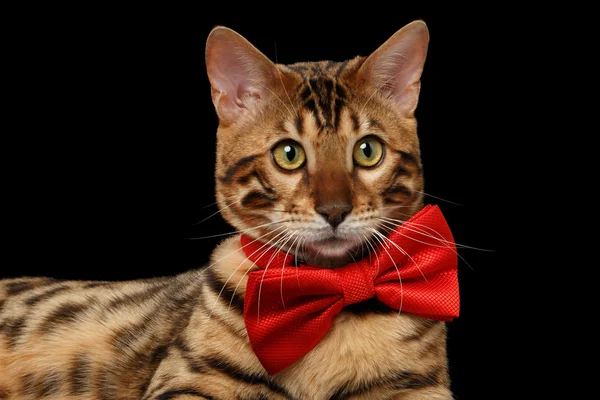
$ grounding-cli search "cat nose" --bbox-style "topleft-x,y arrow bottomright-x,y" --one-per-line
315,203 -> 353,228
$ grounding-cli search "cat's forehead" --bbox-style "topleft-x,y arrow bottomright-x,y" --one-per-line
275,58 -> 367,135
280,60 -> 359,78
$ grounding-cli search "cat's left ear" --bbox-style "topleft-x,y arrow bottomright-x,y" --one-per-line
358,20 -> 429,116
205,26 -> 280,125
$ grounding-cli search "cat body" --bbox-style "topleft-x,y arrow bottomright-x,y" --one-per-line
1,20 -> 455,399
1,238 -> 450,399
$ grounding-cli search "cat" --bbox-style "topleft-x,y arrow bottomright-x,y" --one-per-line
0,20 -> 455,399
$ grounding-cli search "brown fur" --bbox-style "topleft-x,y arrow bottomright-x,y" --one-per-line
1,20 -> 453,399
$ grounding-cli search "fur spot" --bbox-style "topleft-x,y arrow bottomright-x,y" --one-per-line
241,191 -> 276,208
39,302 -> 89,333
6,281 -> 36,295
405,319 -> 438,341
204,269 -> 244,313
0,387 -> 11,399
157,388 -> 217,400
350,112 -> 360,131
70,353 -> 91,394
4,316 -> 26,348
21,372 -> 62,397
219,155 -> 258,183
39,372 -> 62,397
201,355 -> 288,395
173,337 -> 207,373
107,281 -> 168,310
25,285 -> 70,306
295,115 -> 304,135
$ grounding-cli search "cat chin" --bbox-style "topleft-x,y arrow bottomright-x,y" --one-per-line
296,237 -> 364,269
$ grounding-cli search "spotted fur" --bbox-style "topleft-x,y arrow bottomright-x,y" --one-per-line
1,20 -> 453,399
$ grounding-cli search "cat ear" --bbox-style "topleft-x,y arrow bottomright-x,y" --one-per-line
205,27 -> 279,124
358,20 -> 429,116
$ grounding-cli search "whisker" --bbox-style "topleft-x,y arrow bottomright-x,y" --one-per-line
247,76 -> 294,120
193,225 -> 287,280
359,235 -> 366,264
377,219 -> 459,252
377,219 -> 476,272
281,231 -> 300,308
413,190 -> 464,206
257,231 -> 296,321
360,58 -> 415,113
379,204 -> 414,211
208,227 -> 290,317
378,217 -> 493,252
295,236 -> 308,287
369,228 -> 403,315
359,230 -> 378,274
195,196 -> 241,225
201,193 -> 240,209
187,219 -> 293,240
274,44 -> 298,117
228,230 -> 296,310
370,227 -> 426,281
345,246 -> 358,263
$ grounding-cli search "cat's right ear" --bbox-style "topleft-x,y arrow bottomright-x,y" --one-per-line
205,27 -> 279,125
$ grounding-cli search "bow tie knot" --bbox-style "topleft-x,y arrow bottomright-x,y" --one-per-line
336,262 -> 375,306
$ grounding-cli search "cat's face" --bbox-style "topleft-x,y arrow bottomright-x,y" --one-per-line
206,21 -> 429,268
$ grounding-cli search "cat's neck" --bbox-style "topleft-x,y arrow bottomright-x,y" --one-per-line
209,235 -> 257,300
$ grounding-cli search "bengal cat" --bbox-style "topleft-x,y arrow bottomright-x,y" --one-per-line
0,20 -> 455,399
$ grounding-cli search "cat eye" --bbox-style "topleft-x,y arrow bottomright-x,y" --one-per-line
353,136 -> 384,167
272,140 -> 306,171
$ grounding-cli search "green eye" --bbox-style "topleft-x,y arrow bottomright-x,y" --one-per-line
353,137 -> 384,167
272,140 -> 306,170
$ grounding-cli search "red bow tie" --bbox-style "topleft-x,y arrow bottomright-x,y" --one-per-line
241,205 -> 459,375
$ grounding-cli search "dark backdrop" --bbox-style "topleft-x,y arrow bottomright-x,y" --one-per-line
5,6 -> 500,399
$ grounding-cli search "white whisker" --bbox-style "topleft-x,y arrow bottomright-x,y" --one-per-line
281,231 -> 300,308
360,60 -> 416,113
377,219 -> 476,272
207,228 -> 289,317
257,231 -> 296,321
370,227 -> 426,281
201,193 -> 240,209
378,217 -> 493,252
227,229 -> 292,310
188,219 -> 293,240
193,225 -> 286,281
247,77 -> 294,120
294,236 -> 308,288
195,196 -> 241,225
359,230 -> 379,274
379,204 -> 414,211
274,47 -> 298,117
369,228 -> 403,315
413,190 -> 464,206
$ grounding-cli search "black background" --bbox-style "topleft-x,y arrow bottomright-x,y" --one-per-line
5,5 -> 500,399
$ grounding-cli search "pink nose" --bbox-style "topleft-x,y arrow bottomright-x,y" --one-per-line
315,203 -> 353,228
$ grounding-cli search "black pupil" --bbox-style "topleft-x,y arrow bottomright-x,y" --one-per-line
284,145 -> 296,161
361,142 -> 373,158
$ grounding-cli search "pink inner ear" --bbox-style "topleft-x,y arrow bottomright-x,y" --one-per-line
206,28 -> 278,122
388,51 -> 424,95
360,21 -> 429,114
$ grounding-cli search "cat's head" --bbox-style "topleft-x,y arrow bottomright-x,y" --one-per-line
205,21 -> 429,268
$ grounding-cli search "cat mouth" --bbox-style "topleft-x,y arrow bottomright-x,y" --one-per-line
295,236 -> 366,269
